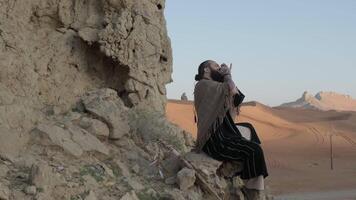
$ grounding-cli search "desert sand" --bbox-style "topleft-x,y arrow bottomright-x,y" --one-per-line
166,100 -> 356,198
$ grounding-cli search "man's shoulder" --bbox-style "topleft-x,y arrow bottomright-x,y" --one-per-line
196,79 -> 224,87
196,80 -> 228,92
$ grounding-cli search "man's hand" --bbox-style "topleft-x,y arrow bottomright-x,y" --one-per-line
219,63 -> 231,76
220,63 -> 238,95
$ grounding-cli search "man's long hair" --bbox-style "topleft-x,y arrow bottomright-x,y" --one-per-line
194,60 -> 213,81
193,60 -> 215,123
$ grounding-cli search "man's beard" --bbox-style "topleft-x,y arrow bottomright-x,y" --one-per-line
211,69 -> 224,82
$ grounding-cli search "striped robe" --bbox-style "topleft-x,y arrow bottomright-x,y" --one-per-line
202,92 -> 269,180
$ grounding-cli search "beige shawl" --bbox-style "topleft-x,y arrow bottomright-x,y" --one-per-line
194,79 -> 235,151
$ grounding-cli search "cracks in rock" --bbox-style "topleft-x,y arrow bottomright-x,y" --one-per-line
2,0 -> 16,18
123,13 -> 136,40
144,89 -> 150,99
4,41 -> 16,52
82,107 -> 115,140
0,29 -> 16,52
78,40 -> 133,107
68,26 -> 78,32
128,76 -> 154,90
124,27 -> 134,40
32,4 -> 61,25
55,26 -> 78,35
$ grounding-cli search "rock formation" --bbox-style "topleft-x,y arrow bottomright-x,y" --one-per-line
0,0 -> 172,135
181,92 -> 188,101
279,91 -> 356,111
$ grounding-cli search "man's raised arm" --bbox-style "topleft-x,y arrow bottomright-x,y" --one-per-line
224,74 -> 238,95
220,63 -> 239,96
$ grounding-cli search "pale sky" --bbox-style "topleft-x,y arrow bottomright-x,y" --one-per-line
164,0 -> 356,106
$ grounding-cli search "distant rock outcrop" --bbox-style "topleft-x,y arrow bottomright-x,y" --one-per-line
181,92 -> 188,101
279,91 -> 356,111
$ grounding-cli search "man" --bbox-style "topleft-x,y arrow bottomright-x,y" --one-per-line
194,60 -> 268,197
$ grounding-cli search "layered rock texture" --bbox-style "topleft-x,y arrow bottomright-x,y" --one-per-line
279,91 -> 356,111
0,0 -> 172,134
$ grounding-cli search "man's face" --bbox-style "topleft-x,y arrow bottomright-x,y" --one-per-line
207,61 -> 224,82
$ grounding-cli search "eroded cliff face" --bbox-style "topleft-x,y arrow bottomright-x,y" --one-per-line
0,0 -> 172,132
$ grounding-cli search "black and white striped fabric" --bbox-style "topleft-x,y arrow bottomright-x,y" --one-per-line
202,92 -> 269,180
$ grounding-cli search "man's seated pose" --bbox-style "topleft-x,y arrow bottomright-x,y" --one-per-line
193,60 -> 268,195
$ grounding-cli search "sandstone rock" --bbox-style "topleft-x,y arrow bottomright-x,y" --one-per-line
79,117 -> 110,138
184,186 -> 203,200
177,167 -> 196,191
164,176 -> 176,185
146,188 -> 158,199
214,176 -> 227,190
233,176 -> 245,189
280,91 -> 356,111
0,127 -> 29,162
184,152 -> 242,190
78,28 -> 100,44
82,88 -> 130,140
182,130 -> 195,147
183,152 -> 244,197
78,117 -> 92,129
101,164 -> 115,178
34,192 -> 52,200
29,162 -> 55,190
161,151 -> 182,177
33,123 -> 84,157
162,188 -> 185,200
13,154 -> 37,169
184,152 -> 222,178
66,124 -> 109,155
61,111 -> 82,124
24,185 -> 37,195
217,161 -> 243,178
84,190 -> 97,200
115,160 -> 131,177
120,190 -> 139,200
33,123 -> 109,157
126,178 -> 145,191
0,84 -> 15,105
0,102 -> 38,132
82,175 -> 99,189
132,164 -> 140,174
12,191 -> 29,200
0,0 -> 172,149
67,182 -> 80,188
0,182 -> 9,200
58,0 -> 74,27
0,165 -> 9,178
225,180 -> 245,200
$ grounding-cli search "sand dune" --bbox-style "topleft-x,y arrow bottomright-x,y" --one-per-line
166,100 -> 356,196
